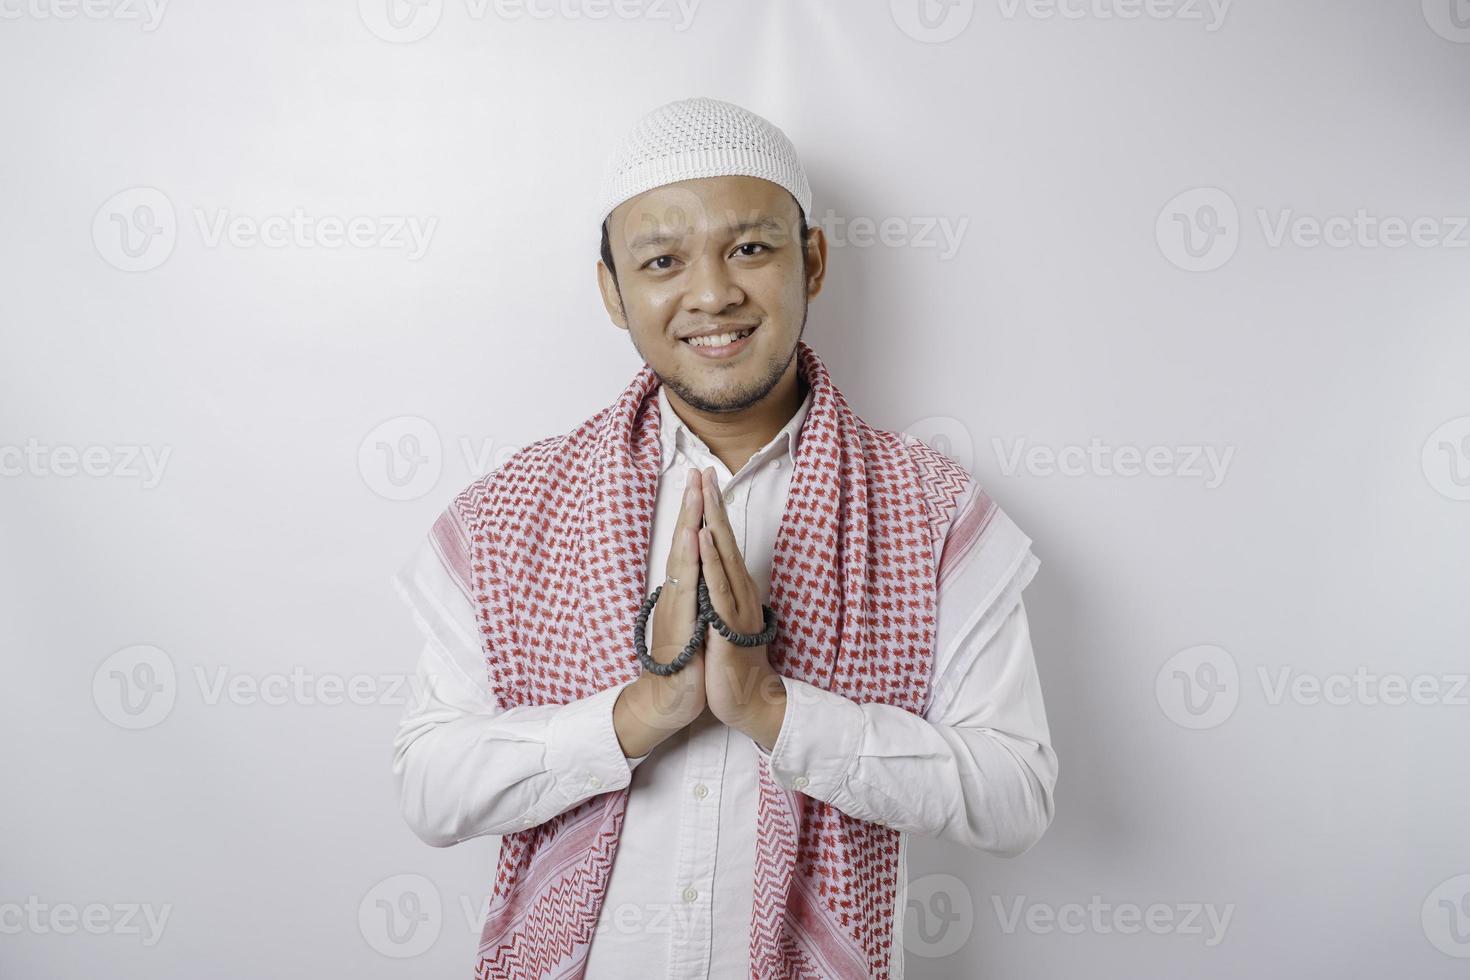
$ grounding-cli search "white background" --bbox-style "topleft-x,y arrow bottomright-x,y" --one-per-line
2,1 -> 1468,977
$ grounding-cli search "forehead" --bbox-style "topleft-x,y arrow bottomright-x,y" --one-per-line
610,175 -> 799,243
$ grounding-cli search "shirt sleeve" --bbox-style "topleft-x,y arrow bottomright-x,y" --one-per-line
751,488 -> 1056,858
390,526 -> 652,847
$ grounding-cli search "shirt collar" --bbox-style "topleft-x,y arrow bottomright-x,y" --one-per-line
657,380 -> 815,476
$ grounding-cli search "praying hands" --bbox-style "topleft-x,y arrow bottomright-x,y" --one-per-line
691,465 -> 789,752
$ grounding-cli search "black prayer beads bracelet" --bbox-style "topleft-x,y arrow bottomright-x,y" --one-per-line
633,574 -> 779,676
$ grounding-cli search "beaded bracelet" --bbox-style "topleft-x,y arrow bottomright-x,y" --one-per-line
696,577 -> 778,647
633,572 -> 779,676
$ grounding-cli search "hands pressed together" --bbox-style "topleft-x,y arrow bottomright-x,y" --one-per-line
614,465 -> 789,758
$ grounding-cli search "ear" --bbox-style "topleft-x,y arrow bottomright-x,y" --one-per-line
803,224 -> 829,300
597,260 -> 628,329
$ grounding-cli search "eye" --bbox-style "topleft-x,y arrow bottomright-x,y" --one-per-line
733,243 -> 770,258
642,255 -> 679,271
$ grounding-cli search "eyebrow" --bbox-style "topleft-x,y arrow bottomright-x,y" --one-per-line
628,215 -> 787,253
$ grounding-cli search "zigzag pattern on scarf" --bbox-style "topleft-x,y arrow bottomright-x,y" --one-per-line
475,797 -> 625,979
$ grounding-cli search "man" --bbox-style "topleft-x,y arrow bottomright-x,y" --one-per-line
391,96 -> 1056,980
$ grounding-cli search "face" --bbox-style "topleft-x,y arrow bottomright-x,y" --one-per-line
598,175 -> 826,414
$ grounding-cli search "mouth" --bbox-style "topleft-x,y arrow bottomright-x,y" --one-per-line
680,325 -> 758,360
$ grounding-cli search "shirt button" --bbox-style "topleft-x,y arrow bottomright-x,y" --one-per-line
793,775 -> 810,789
587,775 -> 601,788
693,783 -> 708,799
770,458 -> 781,469
682,886 -> 698,903
722,489 -> 734,504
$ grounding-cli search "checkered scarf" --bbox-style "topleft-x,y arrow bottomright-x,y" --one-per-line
445,342 -> 972,979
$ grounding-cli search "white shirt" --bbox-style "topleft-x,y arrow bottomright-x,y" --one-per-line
391,383 -> 1057,979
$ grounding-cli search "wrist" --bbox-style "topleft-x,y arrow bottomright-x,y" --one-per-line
639,670 -> 705,728
738,671 -> 788,752
613,675 -> 699,759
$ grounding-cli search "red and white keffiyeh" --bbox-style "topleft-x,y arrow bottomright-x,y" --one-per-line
437,341 -> 976,979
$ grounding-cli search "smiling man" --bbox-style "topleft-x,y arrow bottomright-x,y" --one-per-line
391,96 -> 1057,980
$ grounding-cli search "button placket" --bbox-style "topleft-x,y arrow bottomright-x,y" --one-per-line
666,715 -> 725,978
728,507 -> 748,557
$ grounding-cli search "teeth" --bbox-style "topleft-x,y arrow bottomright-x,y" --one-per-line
686,328 -> 753,349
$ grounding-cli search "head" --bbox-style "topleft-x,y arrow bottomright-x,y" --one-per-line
596,174 -> 827,414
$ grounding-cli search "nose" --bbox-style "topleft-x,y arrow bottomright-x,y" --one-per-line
683,254 -> 745,316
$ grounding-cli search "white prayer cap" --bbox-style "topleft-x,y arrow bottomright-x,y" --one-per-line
596,96 -> 812,227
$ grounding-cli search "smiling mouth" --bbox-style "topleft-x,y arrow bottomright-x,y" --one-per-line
681,326 -> 757,350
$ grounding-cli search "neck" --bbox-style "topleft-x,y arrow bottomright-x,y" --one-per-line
666,363 -> 808,475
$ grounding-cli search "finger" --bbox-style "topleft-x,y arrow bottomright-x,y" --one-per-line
697,525 -> 738,621
656,471 -> 704,645
699,466 -> 754,600
673,526 -> 701,621
663,466 -> 704,586
649,527 -> 700,664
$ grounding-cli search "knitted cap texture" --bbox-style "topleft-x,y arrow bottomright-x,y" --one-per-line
596,96 -> 812,226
